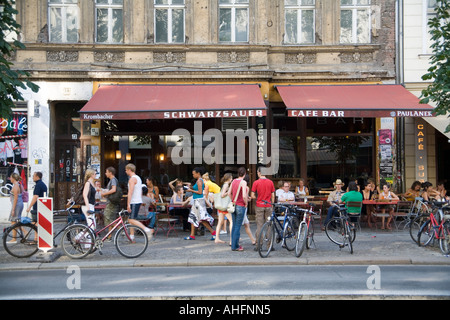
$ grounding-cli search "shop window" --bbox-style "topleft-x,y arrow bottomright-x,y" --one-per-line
273,136 -> 301,180
48,0 -> 79,43
154,0 -> 185,43
219,0 -> 249,42
284,0 -> 315,44
307,135 -> 373,188
95,0 -> 124,43
340,0 -> 371,44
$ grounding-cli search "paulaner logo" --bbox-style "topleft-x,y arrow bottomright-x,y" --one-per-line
170,121 -> 279,175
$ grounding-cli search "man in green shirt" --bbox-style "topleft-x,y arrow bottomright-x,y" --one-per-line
340,181 -> 363,226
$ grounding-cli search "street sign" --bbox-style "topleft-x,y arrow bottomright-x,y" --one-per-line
37,197 -> 53,252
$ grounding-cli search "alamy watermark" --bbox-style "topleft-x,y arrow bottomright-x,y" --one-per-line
366,265 -> 381,290
170,121 -> 280,175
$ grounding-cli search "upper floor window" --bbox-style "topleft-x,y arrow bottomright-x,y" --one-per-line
95,0 -> 123,43
48,0 -> 79,43
284,0 -> 315,44
424,0 -> 437,53
340,0 -> 371,44
154,0 -> 185,43
219,0 -> 249,42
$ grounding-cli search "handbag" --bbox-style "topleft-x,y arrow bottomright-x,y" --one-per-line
227,180 -> 243,214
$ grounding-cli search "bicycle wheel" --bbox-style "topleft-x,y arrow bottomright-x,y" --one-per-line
282,218 -> 297,251
325,217 -> 346,246
3,222 -> 38,258
410,215 -> 426,244
345,222 -> 353,254
258,221 -> 274,258
115,224 -> 148,258
295,222 -> 307,258
61,224 -> 95,259
417,220 -> 434,247
439,221 -> 450,255
306,218 -> 314,249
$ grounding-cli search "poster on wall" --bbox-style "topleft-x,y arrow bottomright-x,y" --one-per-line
378,118 -> 395,185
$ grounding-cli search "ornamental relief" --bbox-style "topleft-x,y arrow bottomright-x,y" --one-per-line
47,50 -> 79,62
153,52 -> 186,63
285,53 -> 316,64
94,51 -> 125,63
217,51 -> 250,63
339,52 -> 373,63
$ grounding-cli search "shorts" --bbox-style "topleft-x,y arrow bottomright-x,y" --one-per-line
129,203 -> 141,219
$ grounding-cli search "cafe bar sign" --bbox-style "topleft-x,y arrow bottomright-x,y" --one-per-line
288,109 -> 434,118
415,118 -> 427,182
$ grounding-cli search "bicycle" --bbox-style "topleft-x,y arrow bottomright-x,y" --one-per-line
324,203 -> 356,254
2,201 -> 80,258
61,209 -> 148,259
258,201 -> 300,258
408,197 -> 432,244
295,203 -> 319,258
417,200 -> 450,254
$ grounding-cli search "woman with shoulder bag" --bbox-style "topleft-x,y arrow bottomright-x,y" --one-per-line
214,173 -> 233,244
82,169 -> 97,230
229,167 -> 248,251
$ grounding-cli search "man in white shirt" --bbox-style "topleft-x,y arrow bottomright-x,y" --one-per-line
277,182 -> 295,202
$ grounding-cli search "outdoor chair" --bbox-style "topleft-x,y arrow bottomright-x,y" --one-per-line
345,201 -> 362,231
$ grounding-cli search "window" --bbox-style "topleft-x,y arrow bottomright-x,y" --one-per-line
284,0 -> 315,44
95,0 -> 123,43
219,0 -> 249,42
154,0 -> 185,43
340,0 -> 371,44
424,0 -> 437,54
48,0 -> 79,43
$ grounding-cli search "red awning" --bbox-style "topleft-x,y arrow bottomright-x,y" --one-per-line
276,84 -> 435,118
80,84 -> 267,120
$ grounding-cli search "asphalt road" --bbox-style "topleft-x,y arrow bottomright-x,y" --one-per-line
1,265 -> 449,300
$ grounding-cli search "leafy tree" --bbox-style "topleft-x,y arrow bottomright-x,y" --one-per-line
0,0 -> 39,118
421,0 -> 450,132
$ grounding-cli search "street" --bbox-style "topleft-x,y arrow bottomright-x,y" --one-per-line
1,265 -> 449,300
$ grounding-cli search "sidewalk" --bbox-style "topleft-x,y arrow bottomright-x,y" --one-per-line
1,221 -> 449,271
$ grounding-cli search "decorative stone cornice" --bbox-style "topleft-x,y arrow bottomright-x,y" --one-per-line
153,51 -> 186,63
93,51 -> 125,63
285,52 -> 317,64
217,51 -> 250,63
47,50 -> 79,62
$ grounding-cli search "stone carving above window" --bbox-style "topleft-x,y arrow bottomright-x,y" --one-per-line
94,51 -> 125,63
339,52 -> 373,63
285,53 -> 316,64
47,50 -> 79,62
217,51 -> 250,63
153,52 -> 186,63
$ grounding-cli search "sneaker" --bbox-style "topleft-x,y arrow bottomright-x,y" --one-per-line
6,240 -> 17,244
146,231 -> 154,241
184,236 -> 195,240
220,230 -> 227,235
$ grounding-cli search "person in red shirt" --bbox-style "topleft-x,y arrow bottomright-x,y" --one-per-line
229,167 -> 248,251
251,166 -> 275,250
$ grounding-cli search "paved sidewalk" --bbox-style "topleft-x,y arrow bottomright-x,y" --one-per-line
1,222 -> 449,270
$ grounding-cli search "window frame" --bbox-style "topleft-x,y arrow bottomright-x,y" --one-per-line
284,0 -> 316,45
340,0 -> 371,44
95,0 -> 124,44
48,0 -> 80,43
218,0 -> 249,43
154,0 -> 186,44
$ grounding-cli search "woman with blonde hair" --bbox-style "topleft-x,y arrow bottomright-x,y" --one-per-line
6,173 -> 25,243
82,169 -> 97,230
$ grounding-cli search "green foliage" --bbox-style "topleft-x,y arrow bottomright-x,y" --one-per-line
0,0 -> 39,118
420,0 -> 450,132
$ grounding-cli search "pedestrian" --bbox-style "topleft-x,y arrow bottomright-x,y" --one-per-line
25,171 -> 48,221
322,178 -> 345,230
126,163 -> 153,240
184,167 -> 216,240
81,168 -> 97,230
214,173 -> 233,244
251,166 -> 275,250
6,173 -> 24,244
242,174 -> 256,246
101,167 -> 121,240
229,167 -> 248,251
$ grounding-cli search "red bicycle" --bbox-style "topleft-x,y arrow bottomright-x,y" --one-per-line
417,200 -> 450,255
61,209 -> 149,259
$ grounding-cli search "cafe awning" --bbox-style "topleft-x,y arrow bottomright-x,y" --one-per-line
80,84 -> 267,120
276,84 -> 435,118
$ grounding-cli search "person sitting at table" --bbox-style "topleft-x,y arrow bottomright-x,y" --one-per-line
421,181 -> 440,202
277,182 -> 295,202
403,181 -> 422,201
295,178 -> 309,197
138,186 -> 156,239
360,180 -> 375,228
170,185 -> 191,231
436,180 -> 449,201
322,179 -> 345,230
341,181 -> 363,226
145,176 -> 160,202
378,183 -> 399,230
169,178 -> 184,194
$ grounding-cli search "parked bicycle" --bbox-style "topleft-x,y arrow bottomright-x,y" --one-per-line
324,203 -> 356,254
417,200 -> 450,255
407,197 -> 432,244
295,203 -> 319,258
61,209 -> 149,259
257,201 -> 300,258
2,201 -> 80,258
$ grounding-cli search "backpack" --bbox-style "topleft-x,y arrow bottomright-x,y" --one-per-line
107,178 -> 123,204
73,185 -> 85,205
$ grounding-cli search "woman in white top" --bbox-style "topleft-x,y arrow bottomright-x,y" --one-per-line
295,178 -> 309,197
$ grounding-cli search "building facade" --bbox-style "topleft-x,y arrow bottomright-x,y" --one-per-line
1,0 -> 438,214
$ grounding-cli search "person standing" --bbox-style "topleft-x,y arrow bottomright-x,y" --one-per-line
215,173 -> 233,244
6,173 -> 24,244
251,166 -> 275,250
101,167 -> 121,240
126,163 -> 153,239
229,167 -> 248,251
26,171 -> 48,221
81,169 -> 97,230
